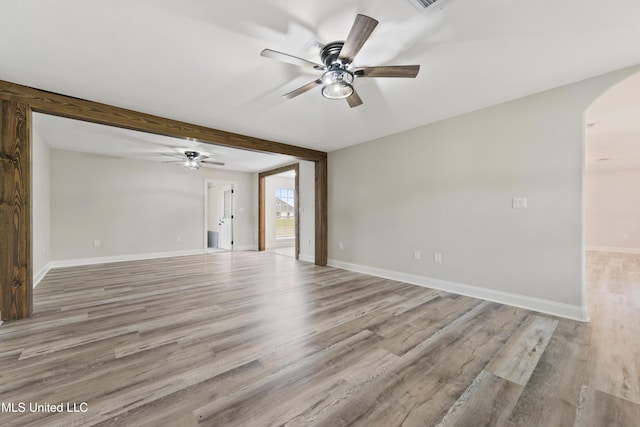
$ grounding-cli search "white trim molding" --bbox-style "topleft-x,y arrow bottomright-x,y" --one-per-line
328,259 -> 588,322
298,254 -> 315,263
50,249 -> 207,269
235,245 -> 259,252
586,246 -> 640,255
34,262 -> 53,288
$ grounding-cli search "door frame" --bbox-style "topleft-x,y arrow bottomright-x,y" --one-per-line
259,163 -> 300,259
203,179 -> 236,252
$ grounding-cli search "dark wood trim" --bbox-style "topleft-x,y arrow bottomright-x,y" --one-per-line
258,164 -> 302,178
315,158 -> 328,266
0,80 -> 327,162
0,100 -> 32,321
258,163 -> 300,259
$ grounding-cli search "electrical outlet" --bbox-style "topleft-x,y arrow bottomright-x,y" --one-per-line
176,235 -> 182,242
434,253 -> 442,263
414,250 -> 421,261
339,242 -> 344,250
94,240 -> 100,247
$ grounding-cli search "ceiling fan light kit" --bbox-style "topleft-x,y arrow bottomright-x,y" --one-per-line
321,65 -> 354,100
184,151 -> 201,169
162,150 -> 225,170
261,14 -> 420,108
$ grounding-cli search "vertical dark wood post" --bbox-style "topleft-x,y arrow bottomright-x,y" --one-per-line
0,100 -> 32,321
315,157 -> 328,266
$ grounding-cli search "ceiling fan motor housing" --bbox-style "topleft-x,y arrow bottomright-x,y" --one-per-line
319,42 -> 355,100
320,41 -> 347,67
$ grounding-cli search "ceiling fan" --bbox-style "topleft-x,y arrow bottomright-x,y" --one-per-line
261,14 -> 420,108
162,150 -> 225,170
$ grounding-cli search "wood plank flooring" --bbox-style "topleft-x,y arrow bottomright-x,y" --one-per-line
1,250 -> 639,426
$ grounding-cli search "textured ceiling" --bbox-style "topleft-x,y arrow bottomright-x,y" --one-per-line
1,0 -> 640,154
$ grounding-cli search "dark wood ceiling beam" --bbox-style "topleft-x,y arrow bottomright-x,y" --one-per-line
0,80 -> 327,162
258,163 -> 300,178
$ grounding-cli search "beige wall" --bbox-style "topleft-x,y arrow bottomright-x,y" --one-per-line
298,160 -> 316,262
586,169 -> 640,252
32,130 -> 51,283
50,149 -> 255,261
328,65 -> 640,318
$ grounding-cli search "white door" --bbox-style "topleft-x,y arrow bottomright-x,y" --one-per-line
218,185 -> 233,250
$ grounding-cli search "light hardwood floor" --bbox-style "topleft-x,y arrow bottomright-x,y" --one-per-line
1,251 -> 639,426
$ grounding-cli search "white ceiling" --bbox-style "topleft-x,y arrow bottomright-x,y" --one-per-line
1,0 -> 640,154
33,113 -> 296,173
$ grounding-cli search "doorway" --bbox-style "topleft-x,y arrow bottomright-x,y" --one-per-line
259,164 -> 299,259
205,180 -> 235,253
584,71 -> 640,255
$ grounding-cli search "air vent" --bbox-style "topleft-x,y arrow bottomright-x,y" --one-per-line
409,0 -> 455,14
416,0 -> 440,6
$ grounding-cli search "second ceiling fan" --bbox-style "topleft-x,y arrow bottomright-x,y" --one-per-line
163,150 -> 225,170
261,14 -> 420,108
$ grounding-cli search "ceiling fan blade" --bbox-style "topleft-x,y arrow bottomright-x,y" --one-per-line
346,89 -> 363,108
162,160 -> 183,164
261,49 -> 325,70
354,65 -> 420,78
282,79 -> 322,99
161,153 -> 185,160
201,160 -> 225,166
338,14 -> 379,63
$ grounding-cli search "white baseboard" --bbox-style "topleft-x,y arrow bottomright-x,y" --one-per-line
268,239 -> 296,249
235,245 -> 258,251
33,262 -> 53,288
35,248 -> 259,288
586,246 -> 640,255
298,254 -> 315,263
328,259 -> 588,322
50,249 -> 207,269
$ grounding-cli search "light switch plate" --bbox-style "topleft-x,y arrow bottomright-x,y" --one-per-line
512,197 -> 528,209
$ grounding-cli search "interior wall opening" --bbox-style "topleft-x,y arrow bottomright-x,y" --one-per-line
266,172 -> 297,258
583,71 -> 640,320
258,163 -> 300,260
31,112 -> 299,291
205,180 -> 236,253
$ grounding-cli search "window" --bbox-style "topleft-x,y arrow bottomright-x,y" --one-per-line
275,188 -> 295,238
